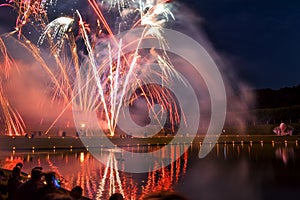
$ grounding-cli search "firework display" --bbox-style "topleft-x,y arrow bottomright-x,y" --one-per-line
0,0 -> 182,136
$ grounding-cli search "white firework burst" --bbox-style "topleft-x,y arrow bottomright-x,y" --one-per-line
102,0 -> 137,13
140,2 -> 175,50
38,17 -> 74,55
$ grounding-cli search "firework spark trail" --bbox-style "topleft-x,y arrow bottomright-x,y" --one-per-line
130,1 -> 178,89
0,34 -> 78,135
51,53 -> 75,104
85,0 -> 158,134
76,10 -> 115,135
8,30 -> 95,131
108,44 -> 114,131
76,65 -> 98,112
102,0 -> 136,14
1,22 -> 91,135
130,1 -> 173,29
97,40 -> 180,135
68,35 -> 85,108
109,25 -> 173,135
38,16 -> 75,55
140,1 -> 174,26
126,1 -> 183,129
3,0 -> 50,38
69,35 -> 96,112
7,35 -> 64,101
1,0 -> 182,137
40,0 -> 58,8
0,37 -> 25,136
73,37 -> 168,135
16,36 -> 70,102
77,1 -> 180,136
42,47 -> 110,135
88,0 -> 115,37
108,41 -> 122,135
0,38 -> 15,78
0,87 -> 25,135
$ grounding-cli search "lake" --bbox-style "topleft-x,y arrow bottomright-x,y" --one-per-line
0,140 -> 299,200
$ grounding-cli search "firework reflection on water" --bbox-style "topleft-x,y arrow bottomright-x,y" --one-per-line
0,144 -> 189,199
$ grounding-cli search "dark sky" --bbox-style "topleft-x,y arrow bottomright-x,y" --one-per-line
183,0 -> 300,89
1,0 -> 300,89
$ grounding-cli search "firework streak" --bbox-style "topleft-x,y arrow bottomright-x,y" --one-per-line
0,0 -> 181,137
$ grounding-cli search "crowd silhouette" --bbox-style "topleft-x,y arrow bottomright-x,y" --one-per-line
0,164 -> 189,200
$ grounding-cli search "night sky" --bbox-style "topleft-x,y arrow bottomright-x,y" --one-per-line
183,0 -> 300,89
1,0 -> 300,89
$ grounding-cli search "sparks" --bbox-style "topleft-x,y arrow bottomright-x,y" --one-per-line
0,0 -> 181,139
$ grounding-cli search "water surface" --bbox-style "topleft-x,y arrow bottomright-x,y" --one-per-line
0,141 -> 299,200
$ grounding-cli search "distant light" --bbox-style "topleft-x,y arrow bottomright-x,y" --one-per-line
80,152 -> 84,163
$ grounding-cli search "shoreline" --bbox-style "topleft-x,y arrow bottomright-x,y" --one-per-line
0,134 -> 299,150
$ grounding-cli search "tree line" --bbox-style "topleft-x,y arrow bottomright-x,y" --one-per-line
253,84 -> 300,124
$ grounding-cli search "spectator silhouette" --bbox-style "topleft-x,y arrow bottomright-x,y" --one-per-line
14,167 -> 44,200
15,163 -> 23,169
7,166 -> 22,200
35,171 -> 67,200
109,193 -> 124,200
70,186 -> 83,200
